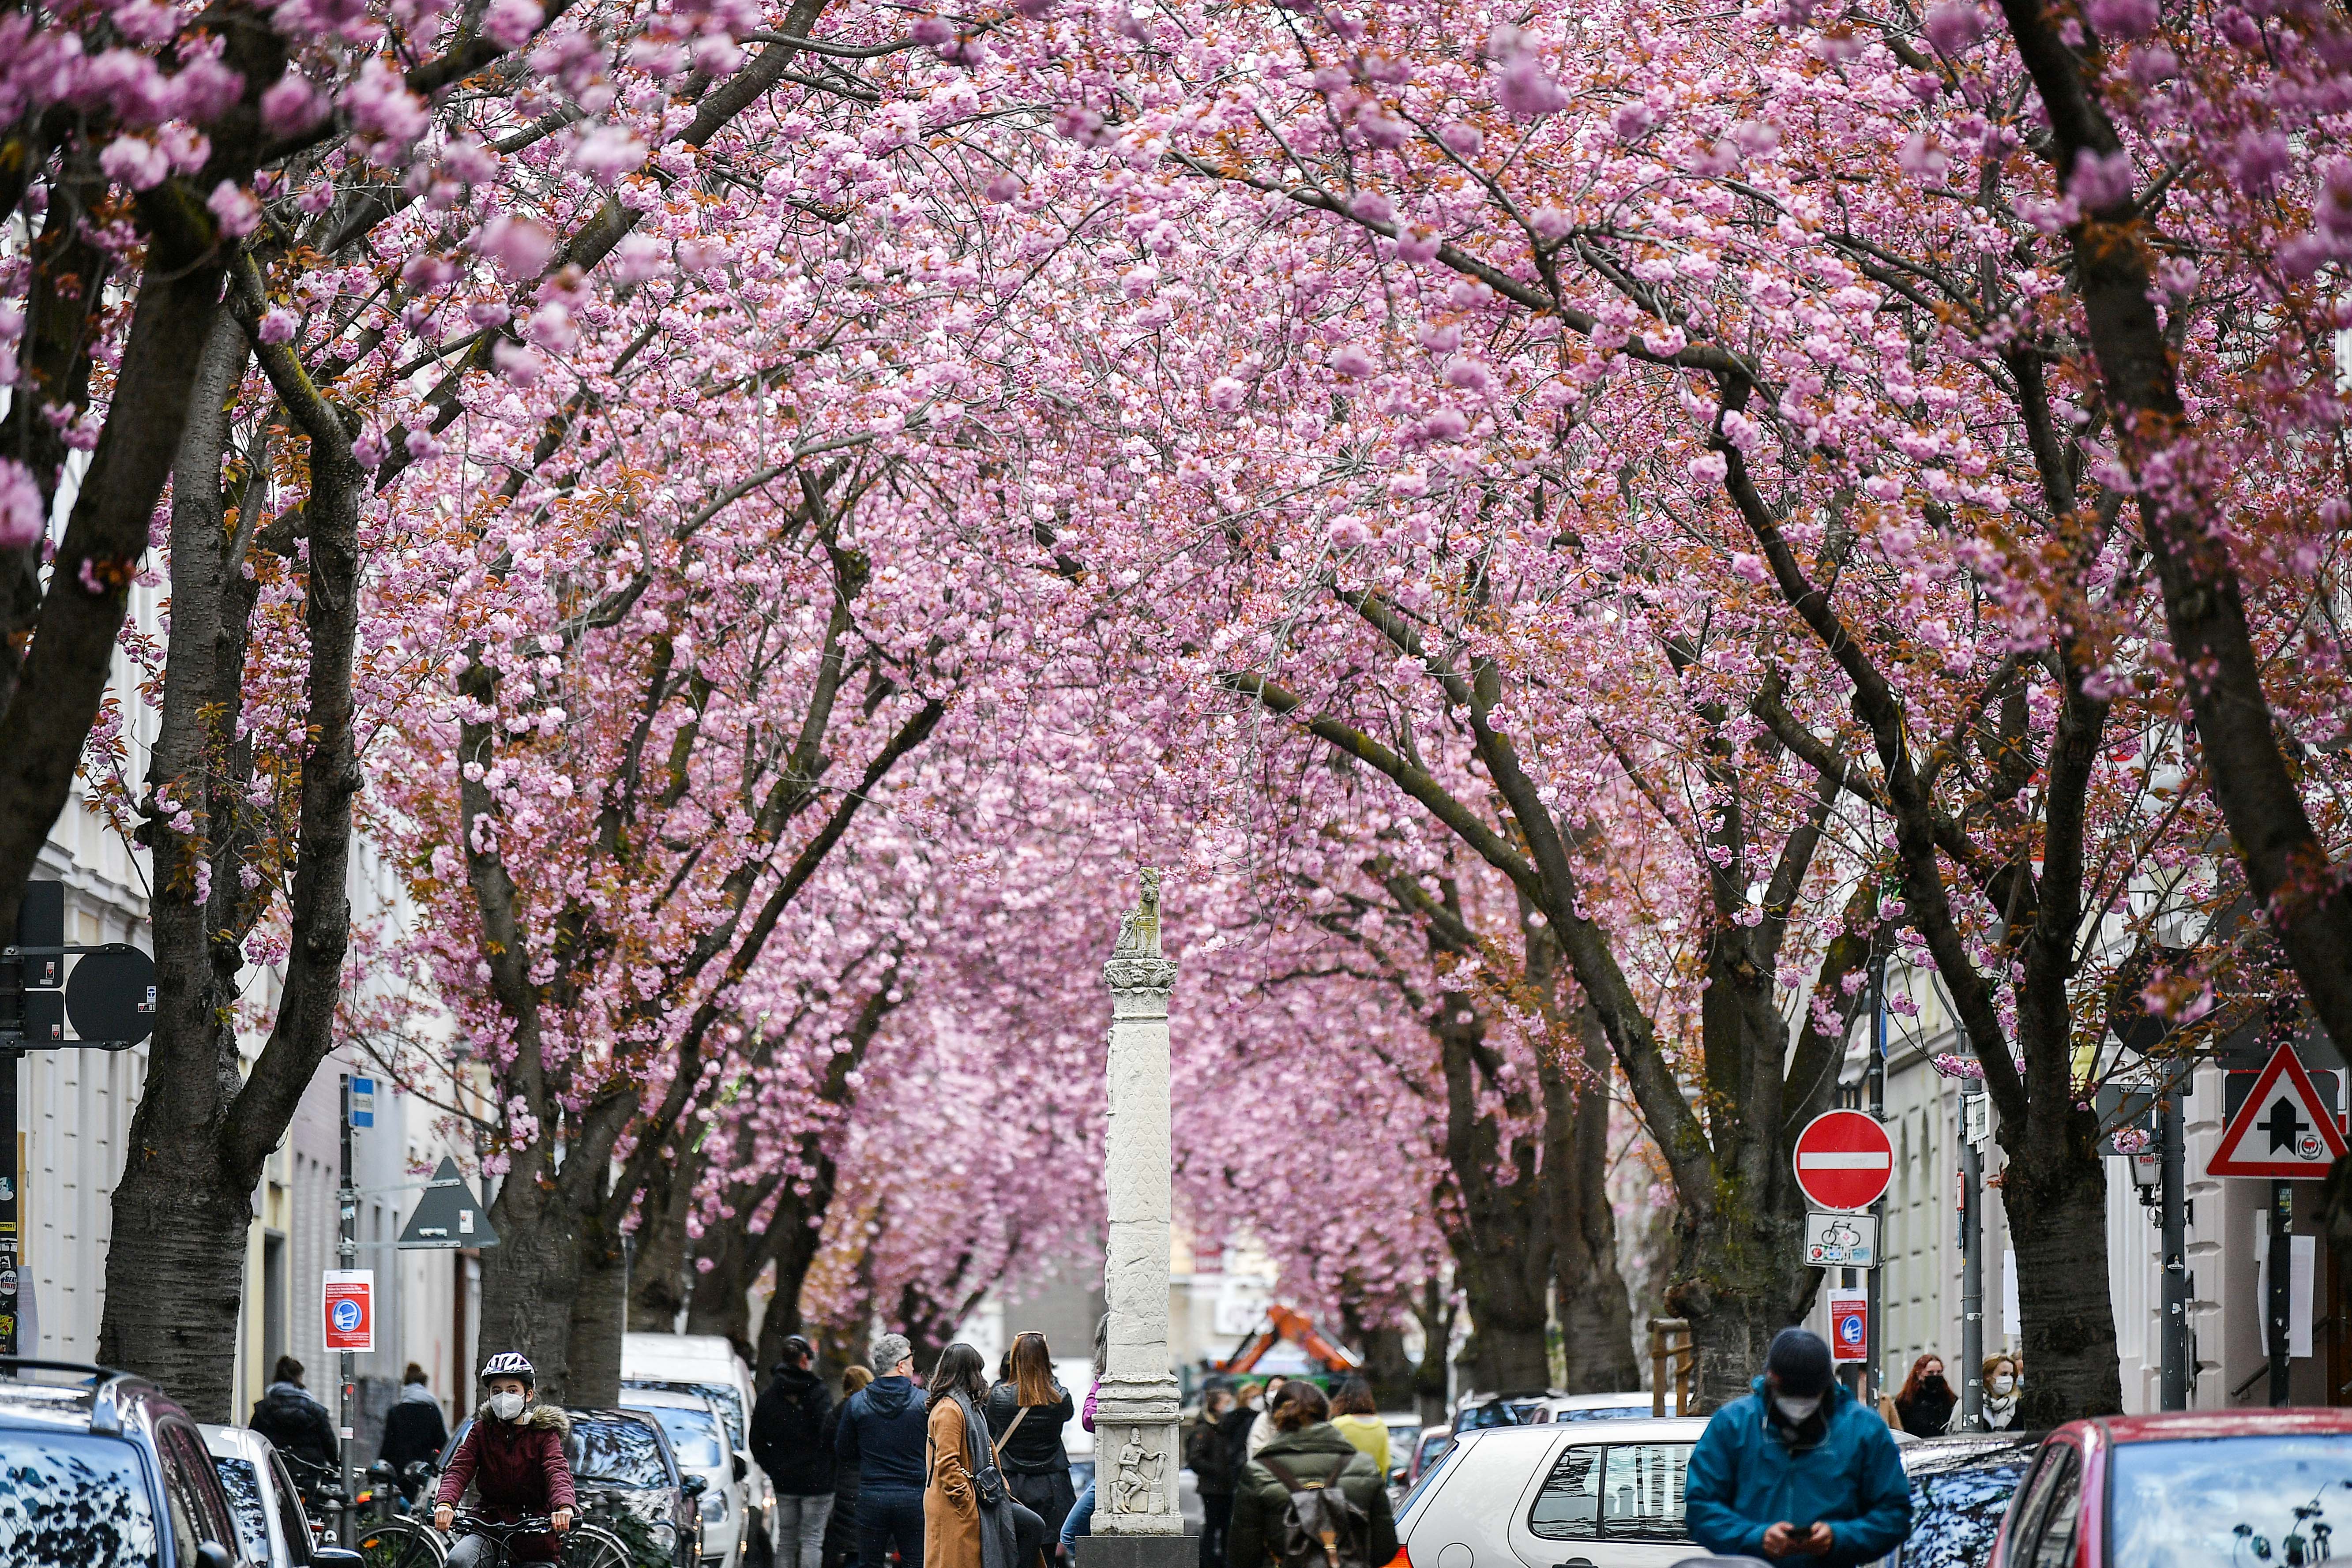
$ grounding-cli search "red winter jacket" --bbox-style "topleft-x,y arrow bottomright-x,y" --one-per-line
436,1402 -> 577,1560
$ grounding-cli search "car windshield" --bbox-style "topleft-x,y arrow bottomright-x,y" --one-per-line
2110,1433 -> 2352,1566
211,1455 -> 272,1560
626,1403 -> 726,1470
0,1431 -> 163,1568
1896,1451 -> 2034,1568
1458,1403 -> 1520,1430
568,1416 -> 673,1489
627,1380 -> 745,1450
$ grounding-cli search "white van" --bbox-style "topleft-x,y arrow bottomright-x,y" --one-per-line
624,1332 -> 772,1566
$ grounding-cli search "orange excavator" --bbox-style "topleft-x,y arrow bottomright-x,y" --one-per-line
1216,1304 -> 1361,1375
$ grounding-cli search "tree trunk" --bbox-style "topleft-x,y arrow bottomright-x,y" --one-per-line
571,1200 -> 631,1407
479,1159 -> 590,1403
1543,1010 -> 1639,1392
1408,1278 -> 1454,1425
1347,1316 -> 1417,1414
687,1220 -> 756,1364
629,1152 -> 698,1333
2000,1107 -> 2123,1425
98,1135 -> 256,1420
1666,1197 -> 1817,1410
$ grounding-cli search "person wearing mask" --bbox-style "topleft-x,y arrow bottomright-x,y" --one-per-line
757,1335 -> 839,1568
249,1355 -> 342,1482
1892,1355 -> 1955,1439
1243,1376 -> 1289,1463
823,1366 -> 875,1568
379,1363 -> 451,1500
985,1332 -> 1077,1560
433,1353 -> 575,1565
839,1334 -> 930,1568
1184,1389 -> 1236,1568
1979,1355 -> 2021,1432
1217,1384 -> 1262,1498
1325,1378 -> 1389,1480
1227,1382 -> 1398,1568
1684,1328 -> 1909,1565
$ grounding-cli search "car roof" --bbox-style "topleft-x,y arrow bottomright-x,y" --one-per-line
0,1365 -> 177,1437
201,1423 -> 276,1463
1455,1415 -> 1711,1443
1542,1393 -> 1653,1408
2082,1409 -> 2352,1443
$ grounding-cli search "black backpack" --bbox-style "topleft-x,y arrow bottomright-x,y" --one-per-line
1259,1455 -> 1374,1568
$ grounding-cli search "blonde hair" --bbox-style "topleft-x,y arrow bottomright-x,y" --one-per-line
843,1365 -> 875,1394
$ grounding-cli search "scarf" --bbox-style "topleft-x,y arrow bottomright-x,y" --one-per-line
1982,1392 -> 2018,1429
400,1383 -> 439,1405
950,1392 -> 1021,1568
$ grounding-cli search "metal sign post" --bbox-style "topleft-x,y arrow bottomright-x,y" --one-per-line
338,1073 -> 358,1546
1959,1088 -> 1988,1427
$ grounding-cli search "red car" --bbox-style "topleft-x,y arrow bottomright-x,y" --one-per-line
1991,1408 -> 2352,1567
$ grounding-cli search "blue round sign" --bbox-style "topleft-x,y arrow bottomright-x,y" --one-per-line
1837,1312 -> 1865,1347
331,1298 -> 363,1332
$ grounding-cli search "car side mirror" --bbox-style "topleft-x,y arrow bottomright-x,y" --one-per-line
312,1549 -> 367,1568
682,1474 -> 710,1497
193,1544 -> 238,1568
733,1450 -> 750,1484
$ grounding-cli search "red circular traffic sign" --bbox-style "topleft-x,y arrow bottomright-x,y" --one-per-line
1792,1110 -> 1894,1212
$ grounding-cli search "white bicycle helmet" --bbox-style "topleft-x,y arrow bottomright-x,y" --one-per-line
481,1352 -> 535,1386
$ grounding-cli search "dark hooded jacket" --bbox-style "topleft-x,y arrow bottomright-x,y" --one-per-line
249,1381 -> 341,1478
753,1365 -> 838,1495
1229,1422 -> 1399,1568
834,1373 -> 929,1492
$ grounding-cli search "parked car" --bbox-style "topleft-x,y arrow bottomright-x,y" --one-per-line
1990,1409 -> 2352,1568
1406,1425 -> 1452,1487
1876,1431 -> 2043,1568
437,1406 -> 706,1568
1530,1394 -> 1658,1425
1383,1413 -> 1426,1487
624,1334 -> 769,1564
0,1356 -> 359,1568
204,1423 -> 366,1568
1452,1389 -> 1563,1432
622,1384 -> 746,1568
1396,1415 -> 1710,1568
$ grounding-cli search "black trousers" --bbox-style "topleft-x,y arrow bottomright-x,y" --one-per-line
1199,1492 -> 1234,1568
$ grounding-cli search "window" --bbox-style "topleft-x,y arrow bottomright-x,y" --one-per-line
0,1431 -> 162,1567
567,1416 -> 674,1488
624,1402 -> 726,1469
2108,1433 -> 2352,1564
212,1457 -> 271,1562
2012,1444 -> 2082,1568
270,1451 -> 316,1565
158,1421 -> 236,1553
1529,1444 -> 1692,1542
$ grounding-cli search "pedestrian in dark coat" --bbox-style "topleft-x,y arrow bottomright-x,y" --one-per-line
984,1333 -> 1077,1560
249,1356 -> 342,1480
839,1334 -> 930,1568
758,1335 -> 841,1568
379,1363 -> 451,1498
1184,1390 -> 1236,1568
823,1366 -> 875,1568
1227,1384 -> 1398,1568
1892,1354 -> 1955,1438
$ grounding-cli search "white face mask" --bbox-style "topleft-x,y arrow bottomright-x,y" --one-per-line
1989,1376 -> 2015,1396
1773,1394 -> 1822,1423
491,1392 -> 527,1422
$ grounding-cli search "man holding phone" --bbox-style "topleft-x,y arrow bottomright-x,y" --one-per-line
1685,1329 -> 1911,1564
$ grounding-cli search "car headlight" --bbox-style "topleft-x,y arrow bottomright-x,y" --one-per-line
652,1522 -> 678,1552
701,1489 -> 728,1525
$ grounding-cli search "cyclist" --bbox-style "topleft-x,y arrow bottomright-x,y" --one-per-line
433,1352 -> 577,1564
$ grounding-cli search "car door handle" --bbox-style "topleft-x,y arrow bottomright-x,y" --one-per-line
1555,1560 -> 1596,1568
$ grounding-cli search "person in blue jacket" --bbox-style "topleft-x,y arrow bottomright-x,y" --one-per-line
837,1334 -> 931,1568
1684,1328 -> 1911,1564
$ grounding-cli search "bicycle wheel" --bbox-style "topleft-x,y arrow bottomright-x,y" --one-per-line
560,1522 -> 635,1568
355,1519 -> 450,1568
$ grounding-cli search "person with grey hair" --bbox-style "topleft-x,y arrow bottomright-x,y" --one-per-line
838,1333 -> 928,1568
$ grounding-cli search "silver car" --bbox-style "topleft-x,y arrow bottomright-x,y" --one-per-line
623,1384 -> 745,1567
1398,1417 -> 1711,1568
203,1423 -> 366,1568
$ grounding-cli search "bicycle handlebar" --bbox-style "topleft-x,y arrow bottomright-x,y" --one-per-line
450,1512 -> 561,1536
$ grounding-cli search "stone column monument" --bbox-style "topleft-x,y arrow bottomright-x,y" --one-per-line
1084,870 -> 1187,1568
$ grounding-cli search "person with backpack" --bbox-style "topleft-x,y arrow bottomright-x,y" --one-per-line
1228,1383 -> 1397,1568
756,1335 -> 839,1568
984,1332 -> 1077,1560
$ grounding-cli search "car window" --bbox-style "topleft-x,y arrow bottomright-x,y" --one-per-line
211,1457 -> 271,1562
1599,1444 -> 1690,1541
270,1450 -> 316,1564
568,1416 -> 675,1488
1529,1445 -> 1601,1538
153,1424 -> 214,1564
2108,1432 -> 2352,1564
0,1430 -> 164,1567
1897,1456 -> 2033,1568
625,1402 -> 726,1469
2025,1446 -> 2082,1568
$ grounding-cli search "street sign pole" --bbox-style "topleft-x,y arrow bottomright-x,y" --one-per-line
1959,1089 -> 1983,1428
2269,1180 -> 2292,1407
2160,1089 -> 2189,1410
338,1073 -> 358,1546
1866,949 -> 1886,1400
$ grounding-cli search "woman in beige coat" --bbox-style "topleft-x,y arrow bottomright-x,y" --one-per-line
925,1344 -> 992,1568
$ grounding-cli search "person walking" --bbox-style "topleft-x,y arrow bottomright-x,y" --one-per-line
1326,1379 -> 1390,1479
433,1353 -> 576,1565
1184,1389 -> 1236,1568
1684,1328 -> 1910,1566
379,1363 -> 451,1499
1216,1384 -> 1260,1502
1978,1355 -> 2021,1432
985,1333 -> 1077,1560
1891,1355 -> 1955,1439
758,1335 -> 840,1568
823,1366 -> 875,1568
249,1355 -> 342,1482
1227,1382 -> 1398,1568
839,1334 -> 930,1568
925,1344 -> 1029,1568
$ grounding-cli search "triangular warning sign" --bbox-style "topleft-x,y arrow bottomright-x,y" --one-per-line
2208,1043 -> 2349,1179
397,1157 -> 500,1249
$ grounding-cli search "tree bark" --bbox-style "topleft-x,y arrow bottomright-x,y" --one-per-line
1407,1277 -> 1453,1425
570,1194 -> 631,1407
628,1148 -> 699,1334
1543,1009 -> 1640,1393
1999,1105 -> 2124,1425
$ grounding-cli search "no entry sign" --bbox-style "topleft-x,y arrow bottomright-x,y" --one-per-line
1793,1110 -> 1894,1212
